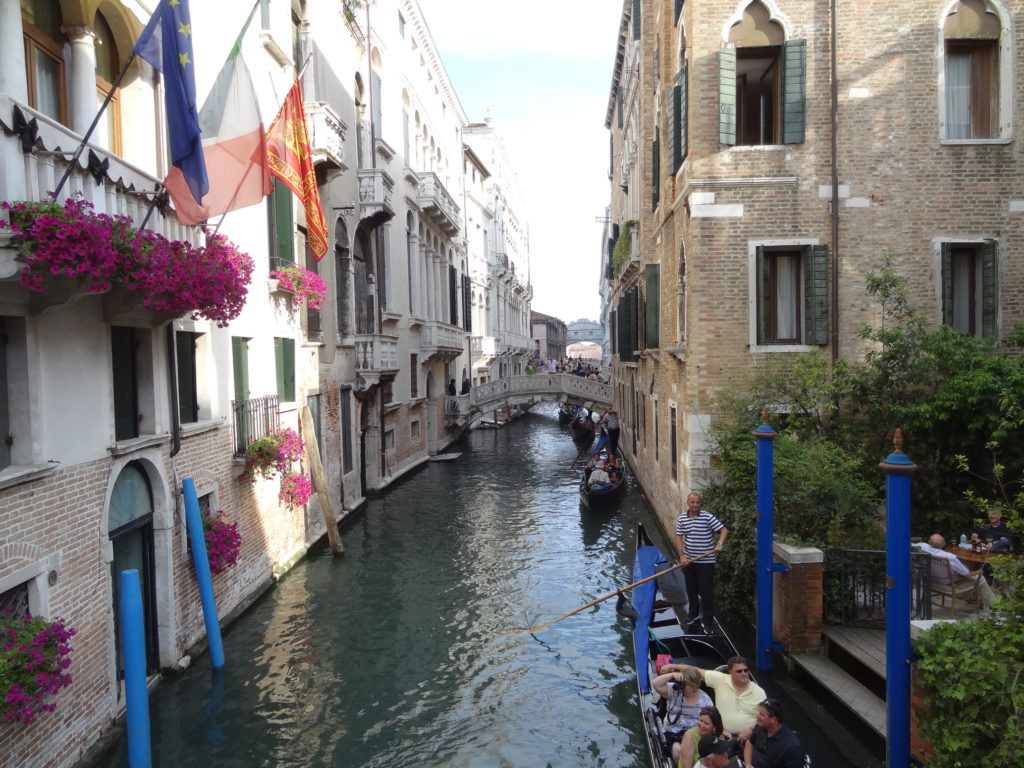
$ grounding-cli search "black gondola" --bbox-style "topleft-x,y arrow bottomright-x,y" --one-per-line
569,414 -> 595,445
579,449 -> 626,507
628,523 -> 743,768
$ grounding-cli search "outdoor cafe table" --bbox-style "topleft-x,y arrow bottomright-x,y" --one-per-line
945,545 -> 1018,569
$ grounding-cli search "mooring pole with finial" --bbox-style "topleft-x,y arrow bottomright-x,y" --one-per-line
753,407 -> 784,671
880,428 -> 916,768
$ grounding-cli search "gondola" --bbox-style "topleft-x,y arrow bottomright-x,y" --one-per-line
569,414 -> 595,445
627,523 -> 743,768
579,449 -> 626,507
558,402 -> 574,425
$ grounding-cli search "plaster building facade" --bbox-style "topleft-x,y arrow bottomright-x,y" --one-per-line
605,0 -> 1024,537
531,310 -> 567,360
0,1 -> 530,764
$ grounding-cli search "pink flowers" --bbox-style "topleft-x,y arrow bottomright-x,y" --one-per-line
270,265 -> 327,311
1,197 -> 254,327
1,609 -> 75,725
202,510 -> 242,575
240,427 -> 314,508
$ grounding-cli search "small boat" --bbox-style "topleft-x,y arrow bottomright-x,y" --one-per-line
569,413 -> 595,445
579,449 -> 626,507
557,402 -> 574,425
626,523 -> 744,768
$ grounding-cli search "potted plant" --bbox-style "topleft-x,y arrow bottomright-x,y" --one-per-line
269,264 -> 327,311
240,427 -> 305,482
1,608 -> 75,725
279,473 -> 314,507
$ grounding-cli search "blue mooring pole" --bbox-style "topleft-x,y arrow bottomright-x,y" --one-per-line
119,570 -> 152,768
753,411 -> 779,671
182,477 -> 226,669
881,429 -> 916,768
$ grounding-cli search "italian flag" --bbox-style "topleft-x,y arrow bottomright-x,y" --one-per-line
164,21 -> 270,225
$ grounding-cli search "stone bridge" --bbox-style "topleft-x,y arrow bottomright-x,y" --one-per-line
443,373 -> 612,429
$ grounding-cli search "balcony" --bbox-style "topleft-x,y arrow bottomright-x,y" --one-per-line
354,333 -> 399,389
231,395 -> 281,455
421,320 -> 465,363
498,330 -> 531,356
416,172 -> 460,236
357,168 -> 395,228
305,101 -> 347,172
471,335 -> 497,362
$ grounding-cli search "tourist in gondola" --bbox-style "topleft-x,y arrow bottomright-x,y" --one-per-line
666,656 -> 764,744
651,667 -> 712,764
678,707 -> 730,768
742,698 -> 806,768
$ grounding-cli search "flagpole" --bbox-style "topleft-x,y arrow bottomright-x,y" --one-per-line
50,52 -> 139,200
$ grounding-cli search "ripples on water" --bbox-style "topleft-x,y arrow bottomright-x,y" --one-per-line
98,411 -> 653,767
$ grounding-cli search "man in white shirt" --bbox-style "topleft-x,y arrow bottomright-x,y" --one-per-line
913,534 -> 995,609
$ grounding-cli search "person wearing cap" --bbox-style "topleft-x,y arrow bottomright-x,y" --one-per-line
743,698 -> 806,768
696,733 -> 734,767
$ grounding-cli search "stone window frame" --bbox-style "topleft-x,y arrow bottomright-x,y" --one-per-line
747,237 -> 821,354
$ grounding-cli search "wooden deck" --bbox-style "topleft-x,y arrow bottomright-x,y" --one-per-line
790,626 -> 887,738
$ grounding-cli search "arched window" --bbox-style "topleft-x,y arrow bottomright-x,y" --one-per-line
21,0 -> 67,125
94,10 -> 122,154
941,0 -> 1008,140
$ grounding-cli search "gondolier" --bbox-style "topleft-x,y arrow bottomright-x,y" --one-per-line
675,492 -> 728,634
599,406 -> 620,455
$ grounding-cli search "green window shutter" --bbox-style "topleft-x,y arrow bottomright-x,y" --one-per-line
669,81 -> 683,174
803,245 -> 829,345
112,327 -> 139,441
651,129 -> 660,211
275,337 -> 295,402
719,47 -> 737,145
269,179 -> 294,268
632,0 -> 641,40
679,64 -> 689,161
782,39 -> 807,144
755,246 -> 766,345
645,264 -> 661,349
981,240 -> 997,339
231,337 -> 250,404
941,243 -> 954,327
176,331 -> 198,423
610,309 -> 618,355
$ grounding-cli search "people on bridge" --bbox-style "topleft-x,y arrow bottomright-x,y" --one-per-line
447,378 -> 456,396
743,698 -> 806,768
675,492 -> 729,634
651,667 -> 712,763
461,376 -> 471,395
599,406 -> 620,455
677,706 -> 730,768
665,657 -> 764,745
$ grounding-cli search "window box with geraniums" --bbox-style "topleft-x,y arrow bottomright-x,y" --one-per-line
269,264 -> 327,311
1,608 -> 75,725
202,510 -> 242,575
1,197 -> 253,326
241,427 -> 314,508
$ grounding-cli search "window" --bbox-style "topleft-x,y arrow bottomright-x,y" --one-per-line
651,128 -> 660,210
941,241 -> 997,338
22,0 -> 67,125
307,393 -> 322,458
275,337 -> 295,403
268,179 -> 294,270
410,353 -> 418,398
384,428 -> 395,452
176,331 -> 201,423
668,66 -> 688,174
112,327 -> 140,441
670,405 -> 678,482
753,244 -> 829,347
676,247 -> 687,345
616,286 -> 640,362
411,420 -> 419,440
654,400 -> 660,461
720,4 -> 804,146
304,242 -> 322,341
644,264 -> 660,349
93,11 -> 121,154
340,385 -> 353,473
943,0 -> 1002,140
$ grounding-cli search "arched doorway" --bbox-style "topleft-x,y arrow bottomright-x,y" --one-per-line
108,461 -> 159,676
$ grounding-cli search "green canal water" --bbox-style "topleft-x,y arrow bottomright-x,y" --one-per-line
95,411 -> 878,767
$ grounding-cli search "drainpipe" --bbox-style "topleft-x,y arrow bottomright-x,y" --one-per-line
829,0 -> 840,363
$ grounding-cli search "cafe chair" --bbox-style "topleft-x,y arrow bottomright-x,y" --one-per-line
929,557 -> 983,613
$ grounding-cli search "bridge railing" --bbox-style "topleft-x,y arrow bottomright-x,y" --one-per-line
469,374 -> 611,412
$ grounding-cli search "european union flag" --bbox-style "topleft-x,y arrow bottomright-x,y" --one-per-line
133,0 -> 208,205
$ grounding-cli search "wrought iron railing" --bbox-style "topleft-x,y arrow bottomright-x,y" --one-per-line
824,548 -> 932,627
231,395 -> 280,455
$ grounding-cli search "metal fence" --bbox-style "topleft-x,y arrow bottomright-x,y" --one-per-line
824,548 -> 932,627
231,395 -> 280,455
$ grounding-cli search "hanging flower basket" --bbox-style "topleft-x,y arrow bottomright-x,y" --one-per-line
240,427 -> 305,483
270,265 -> 327,311
1,197 -> 253,326
1,609 -> 75,725
202,510 -> 242,575
279,473 -> 314,507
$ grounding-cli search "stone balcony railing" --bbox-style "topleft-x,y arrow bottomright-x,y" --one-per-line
306,101 -> 347,171
421,320 -> 465,362
355,333 -> 398,373
471,335 -> 497,360
416,172 -> 460,236
357,167 -> 395,226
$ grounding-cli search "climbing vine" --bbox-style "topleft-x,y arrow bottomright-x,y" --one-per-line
611,219 -> 637,277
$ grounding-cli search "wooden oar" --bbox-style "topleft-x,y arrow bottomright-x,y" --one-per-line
569,445 -> 589,469
524,550 -> 714,634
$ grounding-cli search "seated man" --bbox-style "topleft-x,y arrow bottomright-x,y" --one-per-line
913,534 -> 996,610
972,507 -> 1013,552
743,698 -> 805,768
587,466 -> 610,488
696,734 -> 737,768
663,656 -> 764,743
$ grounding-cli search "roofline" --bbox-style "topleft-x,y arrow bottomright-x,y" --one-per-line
604,0 -> 632,129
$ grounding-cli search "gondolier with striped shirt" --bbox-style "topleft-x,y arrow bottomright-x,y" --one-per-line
675,492 -> 728,634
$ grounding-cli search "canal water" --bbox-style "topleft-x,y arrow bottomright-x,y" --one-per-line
96,411 -> 877,767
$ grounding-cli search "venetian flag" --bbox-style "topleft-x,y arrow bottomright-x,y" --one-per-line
164,19 -> 270,225
133,0 -> 208,206
266,80 -> 328,260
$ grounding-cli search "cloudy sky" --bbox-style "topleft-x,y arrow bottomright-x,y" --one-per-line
414,0 -> 624,325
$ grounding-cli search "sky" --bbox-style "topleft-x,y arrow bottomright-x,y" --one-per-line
415,0 -> 624,325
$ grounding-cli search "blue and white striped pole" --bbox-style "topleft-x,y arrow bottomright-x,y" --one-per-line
119,569 -> 151,768
182,477 -> 225,669
881,429 -> 916,768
